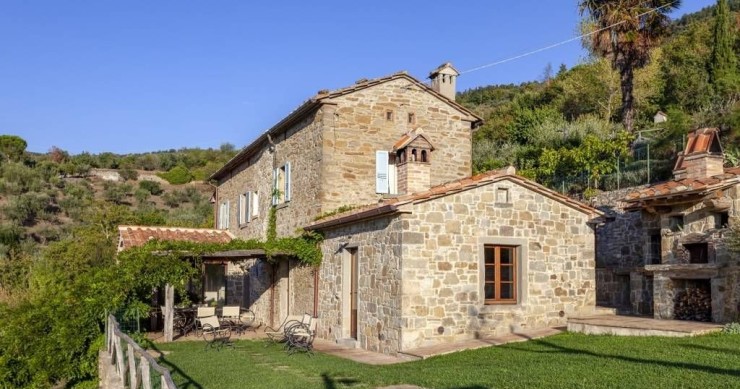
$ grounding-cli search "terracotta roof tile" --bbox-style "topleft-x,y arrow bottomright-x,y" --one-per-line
307,166 -> 602,230
623,167 -> 740,202
118,226 -> 234,251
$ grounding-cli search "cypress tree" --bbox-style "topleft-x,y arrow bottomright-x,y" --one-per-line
709,0 -> 739,94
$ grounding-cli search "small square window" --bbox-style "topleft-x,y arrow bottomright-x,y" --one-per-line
684,243 -> 709,264
496,188 -> 509,203
385,110 -> 393,121
668,215 -> 684,232
408,113 -> 415,124
714,212 -> 729,229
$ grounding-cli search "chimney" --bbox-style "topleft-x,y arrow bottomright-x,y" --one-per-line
673,128 -> 725,180
429,62 -> 459,101
393,130 -> 434,194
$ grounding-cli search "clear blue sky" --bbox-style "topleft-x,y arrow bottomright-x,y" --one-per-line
1,0 -> 716,154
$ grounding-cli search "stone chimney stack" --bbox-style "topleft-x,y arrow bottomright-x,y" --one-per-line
673,128 -> 725,180
429,63 -> 459,101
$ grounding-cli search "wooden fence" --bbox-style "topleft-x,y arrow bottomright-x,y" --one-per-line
106,314 -> 177,389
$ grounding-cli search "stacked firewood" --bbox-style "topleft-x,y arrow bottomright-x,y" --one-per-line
674,287 -> 712,322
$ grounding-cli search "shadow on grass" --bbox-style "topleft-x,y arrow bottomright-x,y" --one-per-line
680,343 -> 740,356
321,373 -> 359,388
148,343 -> 204,389
507,339 -> 740,378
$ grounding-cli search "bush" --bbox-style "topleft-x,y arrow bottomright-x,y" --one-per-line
3,193 -> 50,224
157,166 -> 193,185
722,322 -> 740,334
138,180 -> 163,195
102,182 -> 132,205
134,188 -> 151,205
119,167 -> 139,181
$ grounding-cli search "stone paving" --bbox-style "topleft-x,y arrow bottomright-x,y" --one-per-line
567,314 -> 723,336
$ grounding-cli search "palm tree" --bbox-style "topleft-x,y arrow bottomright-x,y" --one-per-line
579,0 -> 681,132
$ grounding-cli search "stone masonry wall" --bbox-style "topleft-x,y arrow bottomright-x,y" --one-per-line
399,179 -> 596,350
216,110 -> 324,239
317,216 -> 404,355
320,78 -> 474,212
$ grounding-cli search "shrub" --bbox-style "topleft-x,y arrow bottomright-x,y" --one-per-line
134,188 -> 151,205
102,182 -> 132,205
119,167 -> 139,181
156,165 -> 193,185
3,193 -> 50,224
138,180 -> 163,195
722,322 -> 740,334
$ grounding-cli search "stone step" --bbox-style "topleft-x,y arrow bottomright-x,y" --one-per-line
336,338 -> 358,348
567,315 -> 723,337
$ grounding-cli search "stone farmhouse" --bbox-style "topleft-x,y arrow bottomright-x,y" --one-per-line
195,63 -> 604,354
596,128 -> 740,323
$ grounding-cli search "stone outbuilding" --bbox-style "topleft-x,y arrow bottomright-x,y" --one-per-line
598,128 -> 740,323
305,167 -> 603,353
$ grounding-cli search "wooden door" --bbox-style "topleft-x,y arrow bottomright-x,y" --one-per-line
349,248 -> 358,339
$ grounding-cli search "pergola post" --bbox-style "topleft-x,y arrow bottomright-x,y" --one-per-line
163,283 -> 174,342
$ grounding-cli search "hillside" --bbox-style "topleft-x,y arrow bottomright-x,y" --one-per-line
458,0 -> 740,196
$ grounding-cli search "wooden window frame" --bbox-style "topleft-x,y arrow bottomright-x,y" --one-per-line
483,245 -> 518,304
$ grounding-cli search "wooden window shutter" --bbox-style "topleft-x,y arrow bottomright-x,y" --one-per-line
272,168 -> 278,205
225,200 -> 230,229
376,151 -> 389,194
246,191 -> 252,223
237,195 -> 243,225
284,162 -> 291,202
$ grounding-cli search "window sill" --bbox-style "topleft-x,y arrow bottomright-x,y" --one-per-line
275,202 -> 289,210
484,300 -> 518,306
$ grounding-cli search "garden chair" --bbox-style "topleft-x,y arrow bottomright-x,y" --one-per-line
221,306 -> 257,334
195,306 -> 216,336
200,315 -> 233,350
285,317 -> 317,356
264,313 -> 309,346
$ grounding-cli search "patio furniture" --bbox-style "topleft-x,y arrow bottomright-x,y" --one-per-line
285,318 -> 317,356
200,315 -> 233,350
220,306 -> 257,334
195,307 -> 216,336
264,314 -> 308,346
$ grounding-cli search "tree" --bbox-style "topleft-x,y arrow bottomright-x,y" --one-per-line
579,0 -> 681,132
709,0 -> 739,97
0,135 -> 27,162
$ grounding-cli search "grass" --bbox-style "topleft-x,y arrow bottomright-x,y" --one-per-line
154,333 -> 740,389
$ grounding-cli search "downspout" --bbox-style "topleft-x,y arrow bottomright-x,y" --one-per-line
313,267 -> 319,318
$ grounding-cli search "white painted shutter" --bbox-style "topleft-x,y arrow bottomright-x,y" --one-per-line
238,195 -> 243,225
284,162 -> 291,202
376,151 -> 389,194
252,192 -> 259,217
225,200 -> 230,229
246,191 -> 252,223
272,168 -> 278,205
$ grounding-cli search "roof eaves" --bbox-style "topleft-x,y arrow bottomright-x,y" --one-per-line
305,204 -> 401,231
210,99 -> 323,180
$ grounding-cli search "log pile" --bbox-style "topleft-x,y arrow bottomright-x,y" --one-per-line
674,287 -> 712,322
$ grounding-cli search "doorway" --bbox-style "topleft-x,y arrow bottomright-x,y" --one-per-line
349,248 -> 358,339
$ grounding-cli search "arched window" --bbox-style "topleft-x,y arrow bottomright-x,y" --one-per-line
421,149 -> 428,162
411,149 -> 417,161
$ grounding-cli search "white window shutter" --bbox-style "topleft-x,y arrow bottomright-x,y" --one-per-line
246,191 -> 252,222
376,151 -> 389,194
272,168 -> 278,205
238,195 -> 244,225
253,192 -> 259,217
225,200 -> 230,229
284,162 -> 291,202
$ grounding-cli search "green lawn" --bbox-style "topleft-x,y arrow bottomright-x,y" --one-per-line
154,333 -> 740,389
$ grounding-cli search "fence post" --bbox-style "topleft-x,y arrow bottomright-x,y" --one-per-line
140,355 -> 151,389
127,342 -> 138,388
115,336 -> 125,380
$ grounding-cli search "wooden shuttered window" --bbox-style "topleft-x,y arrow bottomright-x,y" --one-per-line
272,163 -> 291,205
484,245 -> 517,304
376,150 -> 389,194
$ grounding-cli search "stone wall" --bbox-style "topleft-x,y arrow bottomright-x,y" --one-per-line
216,110 -> 324,239
399,179 -> 596,350
317,216 -> 404,354
320,77 -> 474,211
592,187 -> 647,269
